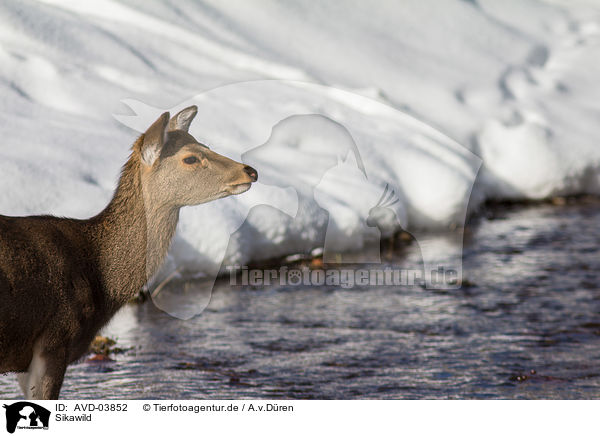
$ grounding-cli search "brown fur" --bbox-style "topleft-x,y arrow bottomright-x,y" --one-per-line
0,107 -> 257,399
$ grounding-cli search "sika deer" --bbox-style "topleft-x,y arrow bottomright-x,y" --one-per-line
0,106 -> 257,399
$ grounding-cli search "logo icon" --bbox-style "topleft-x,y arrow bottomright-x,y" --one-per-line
115,80 -> 481,319
3,402 -> 50,433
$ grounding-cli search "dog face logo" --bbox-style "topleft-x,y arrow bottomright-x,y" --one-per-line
2,402 -> 50,433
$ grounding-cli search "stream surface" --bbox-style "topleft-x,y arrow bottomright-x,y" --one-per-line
1,199 -> 599,399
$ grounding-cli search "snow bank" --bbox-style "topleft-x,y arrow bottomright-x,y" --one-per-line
0,0 -> 599,279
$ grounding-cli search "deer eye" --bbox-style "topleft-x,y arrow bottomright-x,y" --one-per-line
183,156 -> 198,165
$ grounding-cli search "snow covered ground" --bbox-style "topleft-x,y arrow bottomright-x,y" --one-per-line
1,0 -> 599,279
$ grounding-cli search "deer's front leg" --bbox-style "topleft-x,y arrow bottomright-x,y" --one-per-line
18,341 -> 67,400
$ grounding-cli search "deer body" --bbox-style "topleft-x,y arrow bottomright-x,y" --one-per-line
0,107 -> 257,399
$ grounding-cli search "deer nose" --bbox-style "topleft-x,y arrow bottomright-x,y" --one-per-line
244,165 -> 258,182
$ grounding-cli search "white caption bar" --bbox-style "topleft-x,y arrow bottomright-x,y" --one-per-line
0,400 -> 596,435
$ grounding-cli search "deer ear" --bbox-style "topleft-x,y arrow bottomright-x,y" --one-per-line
141,112 -> 170,167
168,105 -> 197,132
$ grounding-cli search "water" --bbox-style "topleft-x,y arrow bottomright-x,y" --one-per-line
1,198 -> 599,399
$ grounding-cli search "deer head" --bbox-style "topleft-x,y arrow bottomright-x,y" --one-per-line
366,184 -> 400,234
137,106 -> 257,209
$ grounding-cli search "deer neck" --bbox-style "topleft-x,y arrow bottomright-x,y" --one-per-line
90,150 -> 180,306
